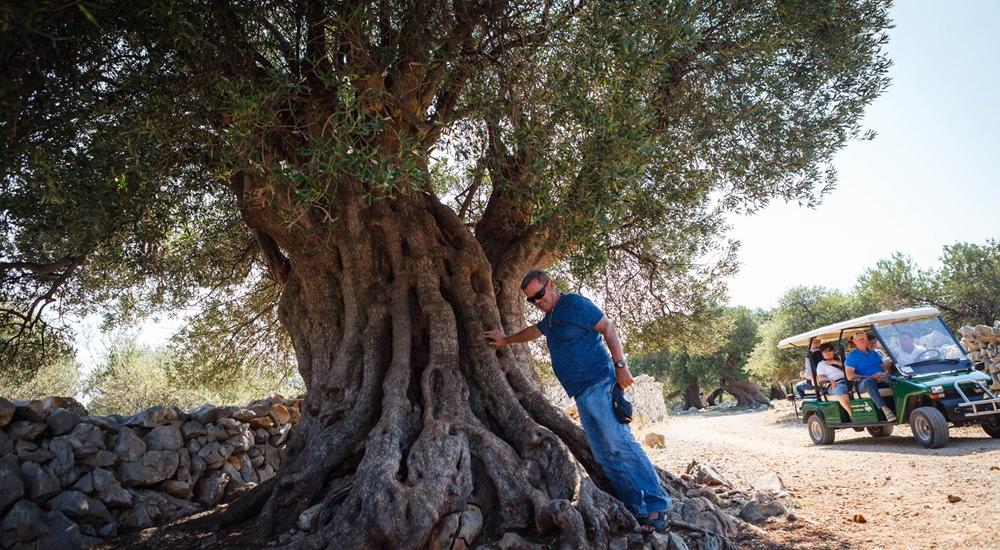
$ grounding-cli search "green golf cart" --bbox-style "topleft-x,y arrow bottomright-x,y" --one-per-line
780,307 -> 1000,448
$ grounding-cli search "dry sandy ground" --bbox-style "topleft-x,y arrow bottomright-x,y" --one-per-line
642,403 -> 1000,549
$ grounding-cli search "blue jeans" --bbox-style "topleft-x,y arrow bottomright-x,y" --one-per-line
795,380 -> 815,397
857,378 -> 890,410
575,380 -> 671,517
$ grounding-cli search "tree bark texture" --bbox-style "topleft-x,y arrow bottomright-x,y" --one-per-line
225,179 -> 671,549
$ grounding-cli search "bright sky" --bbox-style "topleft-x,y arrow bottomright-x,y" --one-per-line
726,0 -> 1000,309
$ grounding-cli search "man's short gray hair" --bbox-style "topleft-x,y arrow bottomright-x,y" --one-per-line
520,269 -> 549,290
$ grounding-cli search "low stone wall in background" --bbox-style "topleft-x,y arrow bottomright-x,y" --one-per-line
541,374 -> 667,428
959,321 -> 1000,389
0,394 -> 301,549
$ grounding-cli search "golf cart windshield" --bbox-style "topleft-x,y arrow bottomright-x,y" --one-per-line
873,317 -> 970,375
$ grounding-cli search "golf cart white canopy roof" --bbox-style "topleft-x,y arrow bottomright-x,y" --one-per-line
777,307 -> 941,349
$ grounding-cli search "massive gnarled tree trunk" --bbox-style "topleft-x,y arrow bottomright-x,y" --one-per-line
220,177 -> 659,548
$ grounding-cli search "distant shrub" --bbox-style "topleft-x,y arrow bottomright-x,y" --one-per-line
82,336 -> 303,416
0,355 -> 82,401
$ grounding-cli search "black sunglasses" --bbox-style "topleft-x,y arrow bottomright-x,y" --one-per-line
526,282 -> 547,304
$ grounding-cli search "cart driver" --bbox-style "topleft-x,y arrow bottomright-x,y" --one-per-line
893,331 -> 927,365
845,332 -> 896,422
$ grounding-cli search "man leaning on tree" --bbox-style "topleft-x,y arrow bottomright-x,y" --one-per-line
484,269 -> 671,534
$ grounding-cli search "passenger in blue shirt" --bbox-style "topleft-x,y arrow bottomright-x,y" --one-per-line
845,332 -> 896,421
484,270 -> 671,534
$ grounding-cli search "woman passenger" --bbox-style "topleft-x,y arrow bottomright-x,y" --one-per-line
816,343 -> 852,420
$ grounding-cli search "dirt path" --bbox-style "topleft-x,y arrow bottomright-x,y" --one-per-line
643,403 -> 1000,549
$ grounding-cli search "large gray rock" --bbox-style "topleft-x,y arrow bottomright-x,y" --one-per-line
225,429 -> 253,452
205,423 -> 228,442
739,495 -> 787,523
189,455 -> 207,484
144,423 -> 184,451
46,407 -> 81,436
15,440 -> 54,463
118,450 -> 180,487
216,417 -> 242,434
64,422 -> 106,457
674,496 -> 737,537
47,490 -> 113,523
72,471 -> 95,494
159,479 -> 193,499
12,399 -> 46,423
8,420 -> 47,440
112,427 -> 147,462
271,423 -> 292,446
79,415 -> 121,433
125,405 -> 177,428
230,408 -> 257,422
20,461 -> 61,502
0,500 -> 64,548
92,468 -> 132,509
0,454 -> 25,515
81,449 -> 119,469
194,470 -> 229,506
0,429 -> 12,455
47,436 -> 78,486
175,448 -> 191,482
650,532 -> 689,550
197,442 -> 234,470
0,396 -> 14,428
188,404 -> 237,425
42,396 -> 88,417
180,420 -> 207,438
122,489 -> 199,528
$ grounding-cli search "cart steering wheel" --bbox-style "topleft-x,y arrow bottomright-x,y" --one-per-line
915,348 -> 942,361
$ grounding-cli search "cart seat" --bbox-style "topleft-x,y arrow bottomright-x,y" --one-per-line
858,387 -> 894,397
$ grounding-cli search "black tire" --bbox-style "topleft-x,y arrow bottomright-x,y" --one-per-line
867,425 -> 894,437
807,413 -> 835,445
983,421 -> 1000,438
910,406 -> 949,448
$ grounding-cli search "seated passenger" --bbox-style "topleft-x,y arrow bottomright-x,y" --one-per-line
815,343 -> 851,419
893,331 -> 926,365
795,339 -> 823,397
845,332 -> 896,422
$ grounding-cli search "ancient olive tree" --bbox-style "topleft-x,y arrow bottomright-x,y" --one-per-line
1,0 -> 891,547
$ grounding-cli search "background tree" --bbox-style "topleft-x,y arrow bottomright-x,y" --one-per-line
746,286 -> 862,392
632,307 -> 767,410
1,1 -> 892,547
857,241 -> 1000,327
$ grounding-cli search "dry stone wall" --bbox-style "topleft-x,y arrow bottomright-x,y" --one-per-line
959,321 -> 1000,389
0,394 -> 301,550
541,374 -> 667,428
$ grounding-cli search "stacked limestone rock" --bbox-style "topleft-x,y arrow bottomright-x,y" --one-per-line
541,374 -> 667,428
0,394 -> 301,549
959,321 -> 1000,389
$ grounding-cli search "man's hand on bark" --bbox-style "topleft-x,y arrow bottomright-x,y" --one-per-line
484,329 -> 507,349
615,366 -> 634,389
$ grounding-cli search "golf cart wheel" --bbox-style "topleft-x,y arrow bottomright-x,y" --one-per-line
807,413 -> 835,445
983,421 -> 1000,438
910,406 -> 949,448
867,425 -> 894,437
